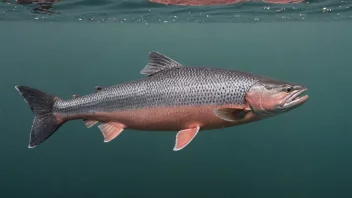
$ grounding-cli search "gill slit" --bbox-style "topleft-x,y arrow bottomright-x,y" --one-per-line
259,86 -> 271,115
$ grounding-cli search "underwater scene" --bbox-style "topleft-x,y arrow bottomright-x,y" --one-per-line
1,0 -> 352,198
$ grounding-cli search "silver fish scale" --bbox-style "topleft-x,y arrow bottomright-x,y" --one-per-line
55,67 -> 259,116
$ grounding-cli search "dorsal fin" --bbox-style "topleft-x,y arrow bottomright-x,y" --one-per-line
140,52 -> 184,76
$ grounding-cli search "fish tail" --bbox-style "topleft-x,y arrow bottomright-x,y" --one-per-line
15,85 -> 64,148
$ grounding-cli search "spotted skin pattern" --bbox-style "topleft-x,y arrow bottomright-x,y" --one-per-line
55,67 -> 259,117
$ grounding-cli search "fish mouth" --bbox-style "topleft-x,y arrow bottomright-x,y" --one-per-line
282,88 -> 309,108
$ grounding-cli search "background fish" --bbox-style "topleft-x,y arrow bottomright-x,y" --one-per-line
15,52 -> 308,151
148,0 -> 304,6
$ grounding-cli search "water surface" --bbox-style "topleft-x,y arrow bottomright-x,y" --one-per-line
1,0 -> 351,22
1,0 -> 352,197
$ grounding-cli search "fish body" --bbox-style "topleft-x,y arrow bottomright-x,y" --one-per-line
16,52 -> 308,151
57,67 -> 258,130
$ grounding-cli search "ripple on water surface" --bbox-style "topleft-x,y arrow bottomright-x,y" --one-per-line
0,0 -> 351,22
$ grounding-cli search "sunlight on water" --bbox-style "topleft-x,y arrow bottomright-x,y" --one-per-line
0,0 -> 351,22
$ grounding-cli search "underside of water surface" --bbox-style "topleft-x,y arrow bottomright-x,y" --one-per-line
0,0 -> 351,22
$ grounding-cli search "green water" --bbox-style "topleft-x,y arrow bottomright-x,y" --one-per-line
1,22 -> 352,197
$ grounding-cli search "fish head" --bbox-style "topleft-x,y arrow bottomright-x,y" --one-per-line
245,77 -> 308,118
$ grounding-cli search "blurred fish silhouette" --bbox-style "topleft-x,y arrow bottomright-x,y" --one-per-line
3,0 -> 60,14
148,0 -> 303,6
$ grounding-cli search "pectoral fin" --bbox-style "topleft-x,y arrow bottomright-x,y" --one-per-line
173,126 -> 200,151
98,123 -> 124,142
213,108 -> 250,122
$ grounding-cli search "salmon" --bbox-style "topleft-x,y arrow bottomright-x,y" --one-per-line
15,52 -> 308,151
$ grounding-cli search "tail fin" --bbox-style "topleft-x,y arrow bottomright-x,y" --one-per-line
15,86 -> 63,148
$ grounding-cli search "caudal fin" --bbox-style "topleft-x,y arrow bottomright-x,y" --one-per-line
15,86 -> 63,148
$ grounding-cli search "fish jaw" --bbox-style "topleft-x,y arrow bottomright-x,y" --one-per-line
280,88 -> 309,109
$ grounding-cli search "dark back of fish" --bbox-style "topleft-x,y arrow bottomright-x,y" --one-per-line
55,67 -> 259,116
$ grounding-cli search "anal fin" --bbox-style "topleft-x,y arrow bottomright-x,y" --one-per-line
83,119 -> 99,128
98,122 -> 124,142
173,126 -> 200,151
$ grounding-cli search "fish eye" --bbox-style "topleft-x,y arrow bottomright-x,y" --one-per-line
285,87 -> 293,93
